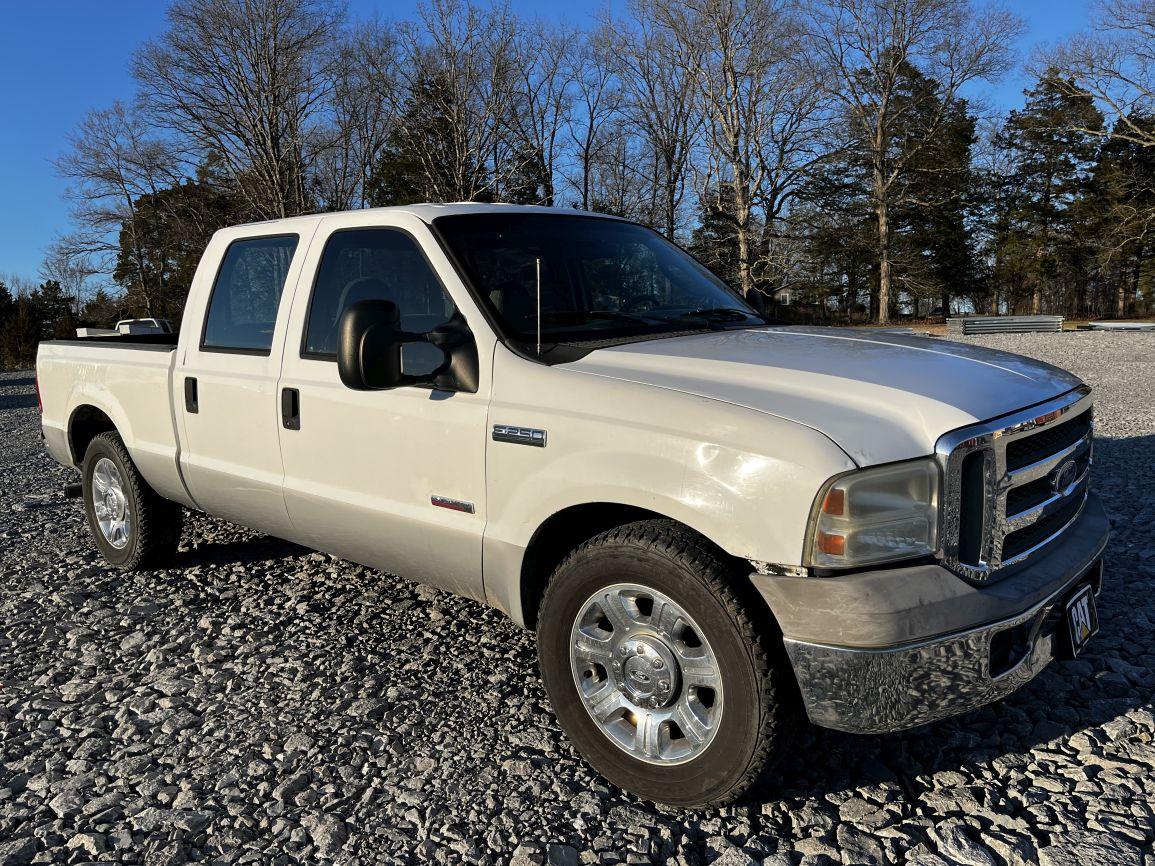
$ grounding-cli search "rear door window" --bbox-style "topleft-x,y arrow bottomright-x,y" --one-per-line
202,235 -> 299,353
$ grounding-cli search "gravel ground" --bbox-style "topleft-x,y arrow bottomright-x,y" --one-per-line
1,332 -> 1154,866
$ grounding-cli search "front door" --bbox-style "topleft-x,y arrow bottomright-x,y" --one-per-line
276,216 -> 492,600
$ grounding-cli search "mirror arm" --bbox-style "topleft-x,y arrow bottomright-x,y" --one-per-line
426,317 -> 480,394
383,329 -> 431,389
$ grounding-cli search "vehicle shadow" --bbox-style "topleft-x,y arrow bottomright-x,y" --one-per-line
175,533 -> 310,568
0,392 -> 39,410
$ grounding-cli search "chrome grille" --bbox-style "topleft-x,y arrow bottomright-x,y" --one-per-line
937,387 -> 1093,583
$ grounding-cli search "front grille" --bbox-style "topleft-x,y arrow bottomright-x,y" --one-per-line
1002,483 -> 1086,560
1005,447 -> 1090,515
1006,411 -> 1092,471
938,388 -> 1093,582
1005,476 -> 1052,515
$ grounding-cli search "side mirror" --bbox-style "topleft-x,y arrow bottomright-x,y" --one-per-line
337,299 -> 411,390
336,299 -> 480,393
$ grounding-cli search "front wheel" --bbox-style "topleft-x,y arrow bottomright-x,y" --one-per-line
537,520 -> 800,807
81,431 -> 183,570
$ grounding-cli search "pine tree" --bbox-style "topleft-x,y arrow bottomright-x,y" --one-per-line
367,72 -> 492,206
688,185 -> 743,292
0,282 -> 13,330
994,72 -> 1103,314
799,63 -> 979,319
1086,114 -> 1155,317
113,160 -> 243,325
80,288 -> 128,328
896,96 -> 980,316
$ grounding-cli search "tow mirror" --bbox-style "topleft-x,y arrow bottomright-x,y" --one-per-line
337,299 -> 409,390
336,299 -> 480,393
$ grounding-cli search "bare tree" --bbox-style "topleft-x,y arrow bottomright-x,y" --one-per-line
748,49 -> 831,297
41,238 -> 102,317
502,21 -> 577,206
134,0 -> 345,219
1049,0 -> 1155,149
650,0 -> 823,299
611,2 -> 702,237
313,17 -> 402,210
587,118 -> 656,219
55,102 -> 187,316
565,24 -> 623,211
388,0 -> 519,202
803,0 -> 1019,323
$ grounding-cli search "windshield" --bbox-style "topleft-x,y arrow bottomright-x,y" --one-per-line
433,213 -> 764,346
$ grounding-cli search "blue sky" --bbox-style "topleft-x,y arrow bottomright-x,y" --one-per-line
0,0 -> 1089,282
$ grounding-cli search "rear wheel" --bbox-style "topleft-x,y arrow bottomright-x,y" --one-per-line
82,432 -> 183,570
537,520 -> 800,807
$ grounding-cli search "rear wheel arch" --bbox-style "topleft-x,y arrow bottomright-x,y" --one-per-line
68,404 -> 118,466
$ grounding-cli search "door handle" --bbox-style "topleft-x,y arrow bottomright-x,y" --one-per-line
184,377 -> 198,413
281,387 -> 300,430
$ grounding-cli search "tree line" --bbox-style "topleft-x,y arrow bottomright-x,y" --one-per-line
2,0 -> 1153,368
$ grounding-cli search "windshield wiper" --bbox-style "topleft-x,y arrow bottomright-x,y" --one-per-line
646,307 -> 763,329
541,310 -> 654,326
676,307 -> 761,322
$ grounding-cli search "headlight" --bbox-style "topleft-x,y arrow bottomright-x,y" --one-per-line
808,459 -> 940,568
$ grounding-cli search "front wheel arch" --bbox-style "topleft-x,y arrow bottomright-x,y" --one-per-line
519,503 -> 765,633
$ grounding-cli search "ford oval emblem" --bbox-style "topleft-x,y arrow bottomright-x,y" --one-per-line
1051,459 -> 1078,493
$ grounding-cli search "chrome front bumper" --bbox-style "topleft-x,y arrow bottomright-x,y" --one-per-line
760,495 -> 1110,734
784,560 -> 1102,733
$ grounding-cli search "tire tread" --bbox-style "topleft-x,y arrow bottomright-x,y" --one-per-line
84,431 -> 183,570
539,518 -> 798,807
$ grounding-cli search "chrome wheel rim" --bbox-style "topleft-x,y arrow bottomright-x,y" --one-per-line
569,583 -> 723,765
91,457 -> 131,549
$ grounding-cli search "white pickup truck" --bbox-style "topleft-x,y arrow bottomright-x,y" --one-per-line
37,204 -> 1109,806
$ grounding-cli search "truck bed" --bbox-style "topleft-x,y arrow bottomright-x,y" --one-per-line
36,340 -> 192,507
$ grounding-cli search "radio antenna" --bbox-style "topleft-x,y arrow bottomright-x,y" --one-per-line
535,256 -> 542,358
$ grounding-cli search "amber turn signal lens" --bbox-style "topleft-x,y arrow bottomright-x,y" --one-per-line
816,530 -> 845,556
822,488 -> 845,516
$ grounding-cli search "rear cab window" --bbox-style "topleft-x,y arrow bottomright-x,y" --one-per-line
201,234 -> 300,354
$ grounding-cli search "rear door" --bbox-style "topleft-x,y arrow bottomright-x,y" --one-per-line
275,212 -> 494,600
176,224 -> 317,538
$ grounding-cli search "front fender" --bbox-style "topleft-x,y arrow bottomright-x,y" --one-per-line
481,348 -> 855,624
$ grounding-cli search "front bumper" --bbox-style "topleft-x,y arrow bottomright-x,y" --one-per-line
753,494 -> 1110,734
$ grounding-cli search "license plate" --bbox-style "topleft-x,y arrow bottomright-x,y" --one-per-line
1064,584 -> 1099,656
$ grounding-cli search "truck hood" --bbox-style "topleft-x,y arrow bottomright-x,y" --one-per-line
565,327 -> 1083,465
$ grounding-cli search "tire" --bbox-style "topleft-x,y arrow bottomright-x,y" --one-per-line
81,431 -> 183,571
537,519 -> 800,807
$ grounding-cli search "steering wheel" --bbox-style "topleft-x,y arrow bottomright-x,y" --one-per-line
622,294 -> 662,314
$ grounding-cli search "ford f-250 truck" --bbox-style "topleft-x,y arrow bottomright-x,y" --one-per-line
37,204 -> 1109,806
